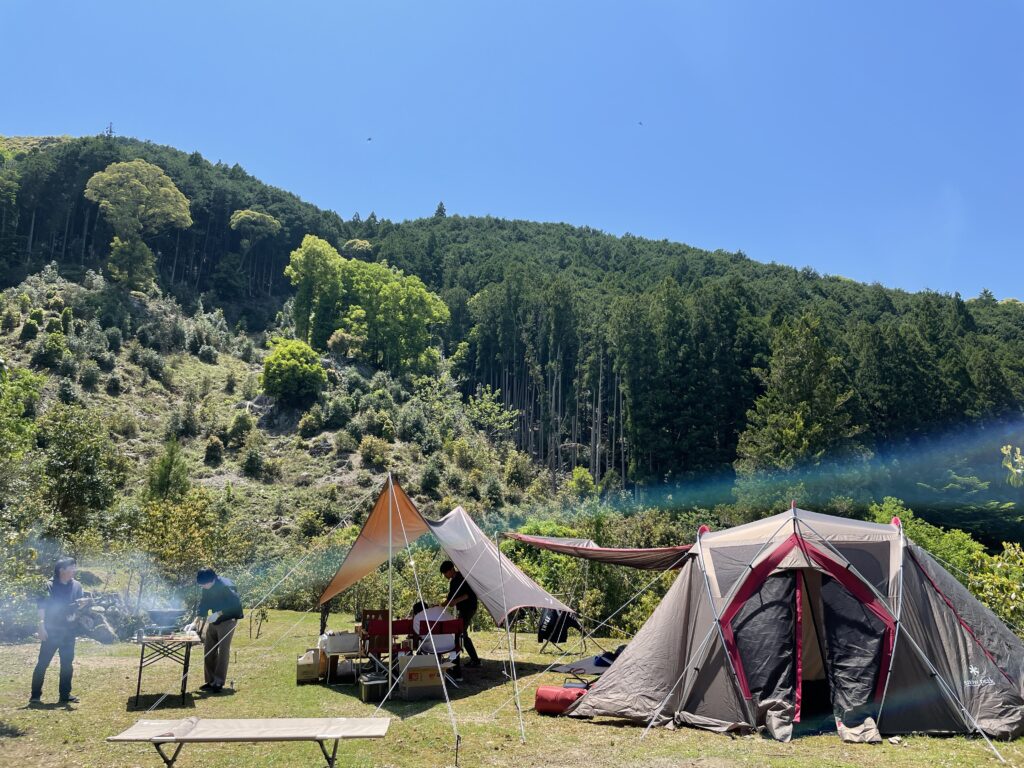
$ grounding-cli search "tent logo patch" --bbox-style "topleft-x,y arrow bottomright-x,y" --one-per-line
964,665 -> 995,687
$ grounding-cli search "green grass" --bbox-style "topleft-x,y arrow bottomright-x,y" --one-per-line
1,610 -> 1019,768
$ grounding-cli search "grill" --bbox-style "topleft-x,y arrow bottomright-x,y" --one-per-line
142,608 -> 189,638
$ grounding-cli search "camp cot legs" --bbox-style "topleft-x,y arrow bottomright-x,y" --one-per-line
153,742 -> 184,768
149,740 -> 341,768
135,644 -> 145,707
181,643 -> 191,704
317,739 -> 340,768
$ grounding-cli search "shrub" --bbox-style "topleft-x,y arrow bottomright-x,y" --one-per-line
28,308 -> 44,324
138,348 -> 165,382
32,332 -> 68,369
359,409 -> 396,442
106,373 -> 124,396
97,351 -> 116,372
397,402 -> 428,443
198,345 -> 218,364
1,308 -> 17,332
359,435 -> 390,468
60,307 -> 74,334
322,393 -> 354,429
57,353 -> 79,379
228,411 -> 255,447
241,433 -> 265,478
504,450 -> 534,490
18,293 -> 31,313
204,436 -> 224,466
296,508 -> 324,538
19,319 -> 39,342
298,405 -> 324,438
45,317 -> 62,333
225,370 -> 237,394
334,430 -> 357,455
57,378 -> 79,404
420,456 -> 443,497
565,466 -> 597,498
109,412 -> 138,437
104,327 -> 123,353
262,338 -> 326,406
450,437 -> 476,470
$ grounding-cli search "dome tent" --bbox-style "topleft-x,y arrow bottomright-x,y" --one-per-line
565,505 -> 1023,753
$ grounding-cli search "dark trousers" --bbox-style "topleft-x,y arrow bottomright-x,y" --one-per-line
31,631 -> 76,700
204,619 -> 236,687
458,610 -> 478,662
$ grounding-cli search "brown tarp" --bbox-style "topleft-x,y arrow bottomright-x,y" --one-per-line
505,533 -> 692,570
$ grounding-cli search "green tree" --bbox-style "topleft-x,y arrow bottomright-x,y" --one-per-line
84,159 -> 192,290
262,337 -> 327,405
146,439 -> 191,502
37,405 -> 126,535
736,314 -> 866,475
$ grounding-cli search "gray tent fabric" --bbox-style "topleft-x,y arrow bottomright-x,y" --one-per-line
505,532 -> 692,570
563,506 -> 1024,747
426,506 -> 570,626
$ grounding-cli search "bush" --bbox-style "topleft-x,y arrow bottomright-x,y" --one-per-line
359,409 -> 396,442
298,405 -> 325,437
57,353 -> 79,379
296,508 -> 324,538
504,450 -> 534,490
420,456 -> 444,497
204,436 -> 225,466
109,412 -> 138,438
104,327 -> 123,353
228,411 -> 255,446
61,307 -> 74,334
32,332 -> 69,369
262,338 -> 326,406
322,393 -> 354,428
18,293 -> 31,313
359,435 -> 390,468
19,318 -> 39,342
241,433 -> 265,478
1,308 -> 17,332
334,430 -> 357,455
57,378 -> 79,404
106,373 -> 125,396
28,308 -> 44,324
397,402 -> 428,443
97,351 -> 116,372
225,370 -> 237,394
450,437 -> 476,470
198,345 -> 218,364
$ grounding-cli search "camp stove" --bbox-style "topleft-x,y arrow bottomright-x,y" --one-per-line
142,608 -> 189,638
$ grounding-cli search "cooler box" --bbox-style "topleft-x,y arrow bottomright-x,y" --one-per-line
359,674 -> 389,702
296,649 -> 321,684
535,685 -> 586,715
320,631 -> 360,655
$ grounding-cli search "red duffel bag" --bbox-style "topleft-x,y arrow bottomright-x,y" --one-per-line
534,685 -> 586,715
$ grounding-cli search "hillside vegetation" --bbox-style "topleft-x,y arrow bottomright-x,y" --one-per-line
1,133 -> 1023,643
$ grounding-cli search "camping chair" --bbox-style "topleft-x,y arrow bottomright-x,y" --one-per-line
537,608 -> 585,655
363,618 -> 413,675
415,617 -> 464,686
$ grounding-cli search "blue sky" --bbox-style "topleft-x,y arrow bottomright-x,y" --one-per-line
4,1 -> 1022,298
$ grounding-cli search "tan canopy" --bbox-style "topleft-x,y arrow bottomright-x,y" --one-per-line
318,478 -> 570,626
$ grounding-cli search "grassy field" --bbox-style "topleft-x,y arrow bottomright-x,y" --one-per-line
0,610 -> 1019,768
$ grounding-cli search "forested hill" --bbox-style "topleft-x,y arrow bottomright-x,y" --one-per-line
2,133 -> 1023,546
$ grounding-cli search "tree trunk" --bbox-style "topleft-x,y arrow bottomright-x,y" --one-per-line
25,207 -> 36,258
80,206 -> 91,263
60,202 -> 73,260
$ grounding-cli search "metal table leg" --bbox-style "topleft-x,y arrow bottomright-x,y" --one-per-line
135,643 -> 145,707
154,742 -> 184,768
181,644 -> 191,703
317,739 -> 340,768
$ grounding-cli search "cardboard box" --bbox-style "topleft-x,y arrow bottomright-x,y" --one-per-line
398,655 -> 444,700
296,649 -> 321,684
320,631 -> 360,655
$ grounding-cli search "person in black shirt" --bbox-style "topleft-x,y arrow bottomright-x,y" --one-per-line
190,567 -> 243,692
30,557 -> 83,705
438,560 -> 481,668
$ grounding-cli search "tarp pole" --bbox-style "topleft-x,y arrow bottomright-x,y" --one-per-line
496,533 -> 526,743
387,473 -> 394,693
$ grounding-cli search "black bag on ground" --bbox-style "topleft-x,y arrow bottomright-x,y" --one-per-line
537,608 -> 582,644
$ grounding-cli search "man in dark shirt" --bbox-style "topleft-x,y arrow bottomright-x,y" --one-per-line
439,560 -> 481,669
30,557 -> 83,705
192,567 -> 243,693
